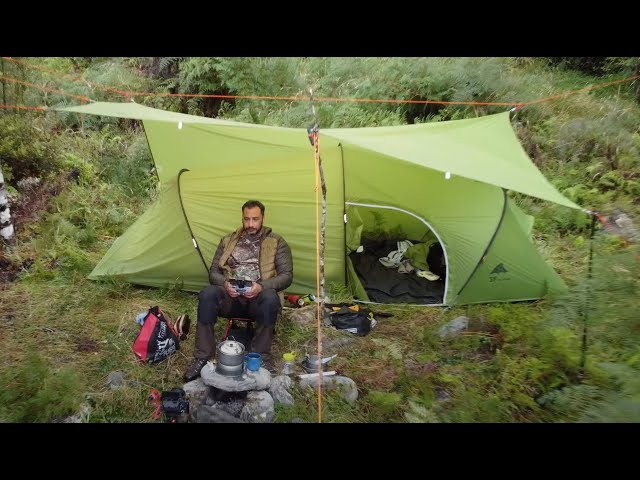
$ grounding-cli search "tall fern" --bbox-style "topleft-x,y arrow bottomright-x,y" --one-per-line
543,238 -> 640,421
539,363 -> 640,422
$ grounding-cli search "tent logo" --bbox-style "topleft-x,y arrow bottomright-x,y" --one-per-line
490,263 -> 508,275
489,263 -> 510,282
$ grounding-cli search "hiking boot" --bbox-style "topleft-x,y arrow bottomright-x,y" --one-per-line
183,358 -> 208,383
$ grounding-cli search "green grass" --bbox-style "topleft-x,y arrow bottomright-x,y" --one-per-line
3,245 -> 636,423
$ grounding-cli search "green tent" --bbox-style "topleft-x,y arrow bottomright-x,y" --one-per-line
59,102 -> 582,305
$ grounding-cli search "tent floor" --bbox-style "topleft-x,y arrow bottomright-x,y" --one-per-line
349,238 -> 445,305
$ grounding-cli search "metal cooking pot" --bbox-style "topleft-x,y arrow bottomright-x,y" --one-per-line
216,339 -> 245,367
302,354 -> 337,373
215,361 -> 244,377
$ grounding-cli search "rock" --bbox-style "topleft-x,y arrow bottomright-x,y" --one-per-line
269,375 -> 294,405
183,378 -> 210,412
322,335 -> 356,351
240,391 -> 275,423
437,316 -> 469,338
285,305 -> 319,327
299,375 -> 358,402
611,211 -> 639,242
434,389 -> 452,402
195,405 -> 245,423
200,362 -> 271,391
106,371 -> 126,389
62,402 -> 91,423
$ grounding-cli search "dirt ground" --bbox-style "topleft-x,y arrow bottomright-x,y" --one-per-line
1,178 -> 62,283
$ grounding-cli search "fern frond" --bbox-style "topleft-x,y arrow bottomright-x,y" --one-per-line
372,338 -> 403,360
405,400 -> 439,423
159,57 -> 182,73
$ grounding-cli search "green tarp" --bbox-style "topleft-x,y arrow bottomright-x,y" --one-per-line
59,102 -> 582,305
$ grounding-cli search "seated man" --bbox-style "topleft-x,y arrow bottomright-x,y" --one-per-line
183,200 -> 293,382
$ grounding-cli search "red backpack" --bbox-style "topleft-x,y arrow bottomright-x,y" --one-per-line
133,306 -> 180,363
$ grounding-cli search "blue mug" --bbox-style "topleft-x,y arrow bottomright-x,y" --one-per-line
245,352 -> 261,372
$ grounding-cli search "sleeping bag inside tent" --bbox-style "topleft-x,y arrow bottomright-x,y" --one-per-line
58,102 -> 582,306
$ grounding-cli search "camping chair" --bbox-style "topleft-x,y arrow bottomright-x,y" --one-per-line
222,317 -> 255,342
220,295 -> 283,344
221,313 -> 279,344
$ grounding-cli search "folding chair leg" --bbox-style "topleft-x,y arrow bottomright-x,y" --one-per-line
222,318 -> 233,341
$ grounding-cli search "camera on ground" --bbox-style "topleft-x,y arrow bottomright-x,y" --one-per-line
161,388 -> 189,419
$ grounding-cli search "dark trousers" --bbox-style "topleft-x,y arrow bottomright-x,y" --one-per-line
197,285 -> 280,328
194,285 -> 280,360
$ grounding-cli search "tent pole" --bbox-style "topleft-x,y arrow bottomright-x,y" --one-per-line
579,212 -> 597,376
176,168 -> 209,276
452,189 -> 508,304
309,89 -> 326,423
141,122 -> 160,184
339,143 -> 348,288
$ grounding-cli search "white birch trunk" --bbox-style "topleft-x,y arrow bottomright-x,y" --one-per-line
0,160 -> 15,243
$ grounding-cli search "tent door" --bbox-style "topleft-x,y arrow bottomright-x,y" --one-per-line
345,202 -> 449,305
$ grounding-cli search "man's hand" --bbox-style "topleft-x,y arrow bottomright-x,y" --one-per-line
224,280 -> 240,298
243,281 -> 263,299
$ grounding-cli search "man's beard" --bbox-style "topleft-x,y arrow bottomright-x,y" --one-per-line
244,226 -> 262,236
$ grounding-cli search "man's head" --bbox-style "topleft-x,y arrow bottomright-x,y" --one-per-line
241,200 -> 265,235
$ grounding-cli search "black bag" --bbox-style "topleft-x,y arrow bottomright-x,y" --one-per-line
174,314 -> 191,341
327,305 -> 374,336
133,306 -> 180,363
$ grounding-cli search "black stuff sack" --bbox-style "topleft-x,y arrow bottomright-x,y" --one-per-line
133,306 -> 180,363
327,305 -> 375,337
174,314 -> 191,341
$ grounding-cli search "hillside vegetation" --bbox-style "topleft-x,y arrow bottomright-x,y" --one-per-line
0,57 -> 639,423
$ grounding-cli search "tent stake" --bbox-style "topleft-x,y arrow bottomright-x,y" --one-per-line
579,213 -> 597,376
